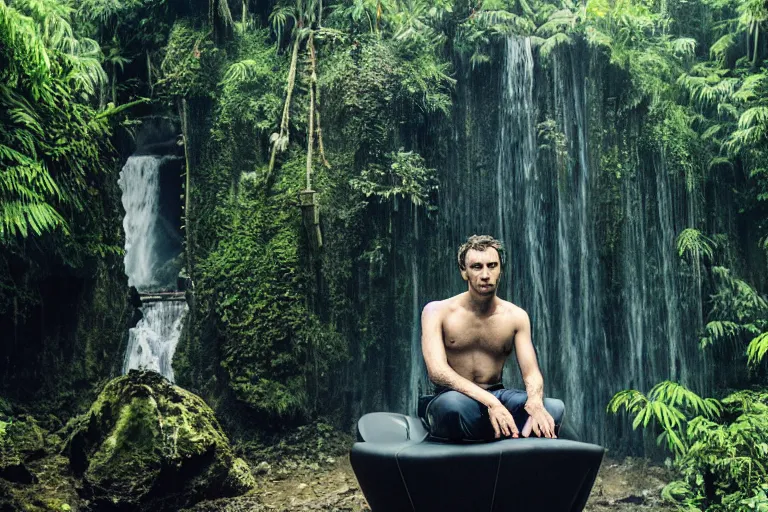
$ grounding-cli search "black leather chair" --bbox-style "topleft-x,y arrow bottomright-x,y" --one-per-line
350,412 -> 605,512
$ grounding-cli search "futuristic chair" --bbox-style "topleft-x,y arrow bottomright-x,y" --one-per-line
350,412 -> 605,512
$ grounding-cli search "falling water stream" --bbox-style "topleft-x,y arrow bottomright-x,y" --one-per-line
119,154 -> 187,382
402,38 -> 709,447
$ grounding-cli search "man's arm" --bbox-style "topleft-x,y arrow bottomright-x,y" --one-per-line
514,310 -> 557,438
421,301 -> 518,438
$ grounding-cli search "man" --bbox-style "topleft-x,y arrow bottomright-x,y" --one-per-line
420,235 -> 564,442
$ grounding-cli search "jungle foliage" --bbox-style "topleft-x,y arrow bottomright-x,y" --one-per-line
599,0 -> 768,507
0,0 -> 135,401
2,0 -> 768,499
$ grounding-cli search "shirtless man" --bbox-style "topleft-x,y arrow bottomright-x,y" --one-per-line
420,235 -> 564,441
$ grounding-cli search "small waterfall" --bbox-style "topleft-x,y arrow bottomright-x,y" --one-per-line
119,154 -> 187,382
120,156 -> 162,291
123,300 -> 187,381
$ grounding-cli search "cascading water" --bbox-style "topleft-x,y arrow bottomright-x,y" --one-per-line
403,37 -> 709,448
120,156 -> 163,291
494,39 -> 605,440
122,300 -> 186,381
119,154 -> 187,382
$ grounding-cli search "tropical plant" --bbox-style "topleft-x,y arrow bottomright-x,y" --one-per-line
609,382 -> 768,510
350,149 -> 438,208
267,0 -> 321,179
0,0 -> 113,242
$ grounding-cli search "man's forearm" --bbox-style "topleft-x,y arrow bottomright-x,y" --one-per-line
523,372 -> 544,407
429,366 -> 500,409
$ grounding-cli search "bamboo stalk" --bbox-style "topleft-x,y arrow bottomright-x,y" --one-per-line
306,32 -> 316,191
312,36 -> 330,169
268,37 -> 301,180
181,98 -> 193,277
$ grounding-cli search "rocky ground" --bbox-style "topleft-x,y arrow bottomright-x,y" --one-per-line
2,382 -> 674,511
187,423 -> 675,512
188,456 -> 674,512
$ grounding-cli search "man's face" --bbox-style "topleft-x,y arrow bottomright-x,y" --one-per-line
461,248 -> 501,296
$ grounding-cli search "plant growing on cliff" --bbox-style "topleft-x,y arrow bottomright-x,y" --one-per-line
350,150 -> 438,208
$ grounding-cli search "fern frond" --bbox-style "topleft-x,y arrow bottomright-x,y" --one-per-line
539,32 -> 571,61
649,381 -> 720,418
747,332 -> 768,366
704,319 -> 742,341
536,9 -> 576,36
710,33 -> 735,62
733,73 -> 765,102
671,37 -> 696,57
607,389 -> 648,414
738,106 -> 768,130
223,59 -> 262,83
676,227 -> 715,262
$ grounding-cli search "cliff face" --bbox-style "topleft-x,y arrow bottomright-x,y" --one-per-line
0,175 -> 131,417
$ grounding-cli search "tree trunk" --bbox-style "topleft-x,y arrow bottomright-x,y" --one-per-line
311,35 -> 330,169
752,26 -> 759,68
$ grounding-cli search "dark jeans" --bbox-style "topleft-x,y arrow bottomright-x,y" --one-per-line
422,386 -> 565,442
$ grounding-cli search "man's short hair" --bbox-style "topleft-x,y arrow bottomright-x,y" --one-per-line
457,235 -> 505,271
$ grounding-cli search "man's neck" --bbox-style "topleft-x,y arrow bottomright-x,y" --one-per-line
466,290 -> 495,315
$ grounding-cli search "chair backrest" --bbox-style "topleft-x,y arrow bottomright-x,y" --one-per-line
356,412 -> 428,443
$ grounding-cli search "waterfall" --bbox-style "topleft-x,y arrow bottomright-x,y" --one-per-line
123,301 -> 187,381
120,156 -> 163,291
403,37 -> 708,448
496,37 -> 557,392
119,154 -> 187,382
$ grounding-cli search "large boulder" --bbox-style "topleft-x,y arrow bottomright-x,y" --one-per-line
0,414 -> 45,485
65,370 -> 255,511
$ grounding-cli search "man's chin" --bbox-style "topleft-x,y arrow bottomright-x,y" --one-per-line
475,286 -> 496,295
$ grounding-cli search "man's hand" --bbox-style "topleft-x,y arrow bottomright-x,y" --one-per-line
523,402 -> 557,438
488,403 -> 519,439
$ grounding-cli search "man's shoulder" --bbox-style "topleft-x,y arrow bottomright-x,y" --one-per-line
496,299 -> 529,321
422,294 -> 464,316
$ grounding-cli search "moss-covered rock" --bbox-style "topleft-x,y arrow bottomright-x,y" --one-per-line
0,415 -> 46,484
65,370 -> 254,511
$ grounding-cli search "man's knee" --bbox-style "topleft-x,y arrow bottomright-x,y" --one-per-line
544,397 -> 565,426
426,391 -> 484,440
428,391 -> 476,419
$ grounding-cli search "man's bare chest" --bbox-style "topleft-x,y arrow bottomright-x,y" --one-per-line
442,314 -> 515,354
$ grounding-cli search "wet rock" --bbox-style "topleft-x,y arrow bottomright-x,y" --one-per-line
65,370 -> 255,511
